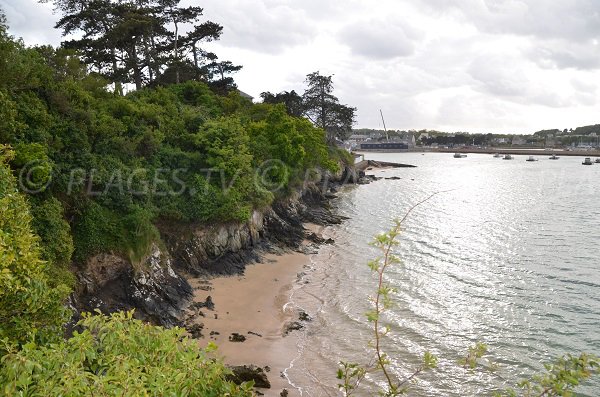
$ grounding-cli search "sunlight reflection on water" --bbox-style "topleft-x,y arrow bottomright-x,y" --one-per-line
287,153 -> 600,396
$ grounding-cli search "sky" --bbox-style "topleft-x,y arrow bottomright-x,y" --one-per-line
2,0 -> 600,134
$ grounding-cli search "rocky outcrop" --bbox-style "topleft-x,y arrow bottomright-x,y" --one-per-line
166,184 -> 344,277
73,171 -> 354,327
165,210 -> 267,276
75,244 -> 192,327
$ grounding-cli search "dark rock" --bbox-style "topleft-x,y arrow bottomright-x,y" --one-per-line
248,331 -> 263,337
280,390 -> 289,397
299,310 -> 312,322
187,323 -> 203,339
204,296 -> 215,311
226,365 -> 271,389
229,333 -> 247,342
210,331 -> 220,336
75,244 -> 193,328
385,176 -> 402,180
189,297 -> 214,311
341,165 -> 359,184
284,321 -> 304,336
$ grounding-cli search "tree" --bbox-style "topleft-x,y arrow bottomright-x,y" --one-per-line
182,22 -> 223,80
42,0 -> 229,91
202,57 -> 243,95
260,90 -> 303,117
302,71 -> 356,142
159,1 -> 204,84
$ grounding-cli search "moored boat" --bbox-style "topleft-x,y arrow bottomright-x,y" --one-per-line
526,155 -> 538,162
453,153 -> 467,158
493,153 -> 501,158
582,157 -> 593,165
549,154 -> 559,160
503,154 -> 513,160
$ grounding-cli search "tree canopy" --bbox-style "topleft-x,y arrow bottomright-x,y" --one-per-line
302,72 -> 356,142
41,0 -> 239,93
261,72 -> 357,142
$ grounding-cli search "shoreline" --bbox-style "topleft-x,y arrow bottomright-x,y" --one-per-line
188,250 -> 315,396
354,148 -> 600,156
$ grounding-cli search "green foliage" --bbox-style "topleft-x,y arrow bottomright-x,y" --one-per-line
29,196 -> 75,286
12,143 -> 53,192
459,342 -> 488,369
495,353 -> 599,397
0,146 -> 70,350
0,310 -> 254,396
72,201 -> 159,265
72,200 -> 123,262
0,20 -> 339,267
0,90 -> 23,142
302,71 -> 356,142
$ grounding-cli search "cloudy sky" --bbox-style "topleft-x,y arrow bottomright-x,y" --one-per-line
2,0 -> 600,134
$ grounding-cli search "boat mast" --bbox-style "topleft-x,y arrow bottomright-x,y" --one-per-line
380,109 -> 389,141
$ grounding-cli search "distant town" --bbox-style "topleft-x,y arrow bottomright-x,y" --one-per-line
343,124 -> 600,152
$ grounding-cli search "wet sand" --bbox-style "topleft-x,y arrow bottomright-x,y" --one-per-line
189,251 -> 313,396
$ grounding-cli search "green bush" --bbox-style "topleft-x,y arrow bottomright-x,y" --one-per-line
0,311 -> 254,397
0,145 -> 70,349
29,196 -> 75,287
12,142 -> 52,192
72,200 -> 124,262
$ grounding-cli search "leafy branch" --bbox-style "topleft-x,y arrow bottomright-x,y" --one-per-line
338,192 -> 443,396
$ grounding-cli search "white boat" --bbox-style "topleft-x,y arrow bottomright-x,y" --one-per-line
502,154 -> 513,160
493,153 -> 501,158
549,154 -> 559,160
595,158 -> 600,164
453,153 -> 467,158
526,156 -> 538,162
582,157 -> 593,165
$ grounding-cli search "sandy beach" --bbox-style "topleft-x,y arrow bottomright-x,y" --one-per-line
189,251 -> 313,396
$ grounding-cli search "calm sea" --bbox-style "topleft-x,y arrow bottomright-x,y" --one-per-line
285,152 -> 600,396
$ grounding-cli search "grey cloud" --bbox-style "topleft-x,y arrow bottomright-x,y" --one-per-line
414,0 -> 600,42
467,55 -> 569,108
468,55 -> 529,98
1,0 -> 62,45
530,42 -> 600,70
200,0 -> 317,54
338,20 -> 420,60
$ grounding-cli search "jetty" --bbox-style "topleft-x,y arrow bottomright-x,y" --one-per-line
354,159 -> 416,170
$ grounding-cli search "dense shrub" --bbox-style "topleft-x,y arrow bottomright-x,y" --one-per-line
0,311 -> 253,396
0,146 -> 70,350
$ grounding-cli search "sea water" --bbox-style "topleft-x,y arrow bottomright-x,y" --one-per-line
285,152 -> 600,396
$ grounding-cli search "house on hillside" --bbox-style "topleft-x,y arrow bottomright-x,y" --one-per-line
348,134 -> 370,142
237,90 -> 254,101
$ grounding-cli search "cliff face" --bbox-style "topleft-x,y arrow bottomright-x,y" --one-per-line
75,243 -> 193,327
72,180 -> 347,327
